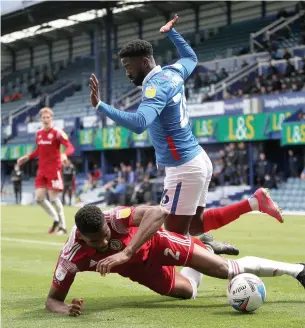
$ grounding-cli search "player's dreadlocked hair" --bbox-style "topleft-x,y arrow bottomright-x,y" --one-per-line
118,40 -> 153,58
75,205 -> 104,235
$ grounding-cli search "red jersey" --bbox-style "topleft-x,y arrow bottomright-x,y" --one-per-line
52,206 -> 196,296
29,126 -> 74,173
52,206 -> 152,291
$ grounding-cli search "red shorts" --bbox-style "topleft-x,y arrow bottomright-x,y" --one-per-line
148,229 -> 195,267
118,229 -> 195,296
35,170 -> 63,191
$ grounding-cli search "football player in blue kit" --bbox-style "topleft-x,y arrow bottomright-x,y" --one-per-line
89,15 -> 283,260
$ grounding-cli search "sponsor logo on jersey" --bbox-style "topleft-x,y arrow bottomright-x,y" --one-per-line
55,264 -> 67,281
117,208 -> 131,219
109,239 -> 123,251
145,85 -> 157,98
38,140 -> 52,145
48,133 -> 53,139
61,131 -> 68,140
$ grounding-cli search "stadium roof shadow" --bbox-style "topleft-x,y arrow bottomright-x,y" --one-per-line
1,0 -> 204,51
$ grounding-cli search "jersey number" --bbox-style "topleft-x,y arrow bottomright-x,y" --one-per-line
164,248 -> 180,260
179,86 -> 189,128
51,179 -> 62,189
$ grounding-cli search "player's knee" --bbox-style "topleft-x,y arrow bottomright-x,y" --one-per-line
168,288 -> 193,300
49,193 -> 60,203
36,196 -> 45,203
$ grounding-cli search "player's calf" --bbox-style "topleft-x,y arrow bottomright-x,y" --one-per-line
189,244 -> 305,286
49,194 -> 67,234
36,197 -> 60,232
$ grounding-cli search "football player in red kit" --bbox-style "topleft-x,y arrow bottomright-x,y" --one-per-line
17,107 -> 74,234
45,205 -> 304,316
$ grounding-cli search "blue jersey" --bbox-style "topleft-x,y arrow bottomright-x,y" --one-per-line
140,64 -> 200,166
96,28 -> 201,167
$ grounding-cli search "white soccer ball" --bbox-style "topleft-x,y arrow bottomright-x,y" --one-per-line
227,273 -> 266,313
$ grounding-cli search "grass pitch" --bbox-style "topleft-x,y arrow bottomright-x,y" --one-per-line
2,205 -> 305,328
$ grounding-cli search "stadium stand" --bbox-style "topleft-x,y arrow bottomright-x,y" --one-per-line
270,177 -> 305,211
1,1 -> 305,212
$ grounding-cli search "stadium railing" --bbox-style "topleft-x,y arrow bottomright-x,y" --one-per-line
250,11 -> 305,53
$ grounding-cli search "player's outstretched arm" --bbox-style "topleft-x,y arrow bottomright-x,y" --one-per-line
160,14 -> 197,80
96,206 -> 169,275
17,146 -> 39,166
89,74 -> 161,134
45,285 -> 84,316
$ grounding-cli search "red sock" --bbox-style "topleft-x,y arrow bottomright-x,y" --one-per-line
202,200 -> 252,233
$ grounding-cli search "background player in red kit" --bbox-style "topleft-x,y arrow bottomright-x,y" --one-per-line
17,107 -> 75,234
45,205 -> 305,316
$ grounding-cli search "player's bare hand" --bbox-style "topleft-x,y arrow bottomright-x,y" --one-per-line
61,153 -> 68,165
89,73 -> 101,108
96,251 -> 131,276
160,14 -> 179,33
17,155 -> 28,166
68,298 -> 84,317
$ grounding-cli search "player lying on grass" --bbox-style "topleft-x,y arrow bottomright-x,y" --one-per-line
45,201 -> 304,316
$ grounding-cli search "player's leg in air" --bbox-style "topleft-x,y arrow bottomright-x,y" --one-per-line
35,187 -> 60,234
168,241 -> 305,299
163,146 -> 283,255
190,187 -> 283,254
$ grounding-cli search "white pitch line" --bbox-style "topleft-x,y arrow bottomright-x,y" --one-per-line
1,237 -> 64,246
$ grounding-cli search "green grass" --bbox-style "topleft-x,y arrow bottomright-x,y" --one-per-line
2,205 -> 305,328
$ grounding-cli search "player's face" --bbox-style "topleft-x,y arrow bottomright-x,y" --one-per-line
79,223 -> 111,252
40,113 -> 53,130
121,57 -> 147,86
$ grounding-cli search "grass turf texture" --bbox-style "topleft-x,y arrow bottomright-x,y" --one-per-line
2,205 -> 305,328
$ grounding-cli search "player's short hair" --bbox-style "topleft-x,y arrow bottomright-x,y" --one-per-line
39,107 -> 53,117
75,205 -> 104,235
118,40 -> 153,58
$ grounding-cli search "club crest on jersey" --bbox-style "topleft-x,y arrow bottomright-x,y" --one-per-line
118,208 -> 131,219
89,260 -> 98,267
145,85 -> 157,98
110,239 -> 123,251
48,133 -> 53,139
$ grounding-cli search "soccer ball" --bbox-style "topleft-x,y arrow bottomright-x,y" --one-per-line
227,273 -> 266,313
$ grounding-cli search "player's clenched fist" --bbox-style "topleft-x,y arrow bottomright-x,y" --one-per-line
89,73 -> 101,108
68,298 -> 84,317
